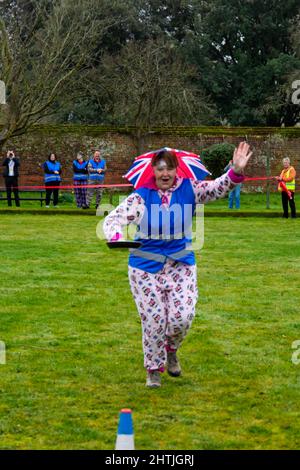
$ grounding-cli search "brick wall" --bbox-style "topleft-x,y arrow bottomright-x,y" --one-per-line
3,125 -> 300,192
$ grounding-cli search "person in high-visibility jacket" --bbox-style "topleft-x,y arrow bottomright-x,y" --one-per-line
276,157 -> 296,219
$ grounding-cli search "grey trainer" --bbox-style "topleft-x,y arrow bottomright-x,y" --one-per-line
167,351 -> 181,377
146,370 -> 161,388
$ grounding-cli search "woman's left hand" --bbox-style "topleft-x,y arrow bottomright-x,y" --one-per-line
232,142 -> 253,175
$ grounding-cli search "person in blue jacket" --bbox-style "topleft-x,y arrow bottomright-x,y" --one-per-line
86,150 -> 106,209
224,159 -> 242,209
73,152 -> 88,208
43,153 -> 61,208
104,143 -> 252,388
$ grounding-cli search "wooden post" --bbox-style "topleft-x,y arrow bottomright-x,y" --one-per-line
266,137 -> 271,209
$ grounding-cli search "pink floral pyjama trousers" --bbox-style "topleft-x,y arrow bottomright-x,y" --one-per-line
128,259 -> 198,371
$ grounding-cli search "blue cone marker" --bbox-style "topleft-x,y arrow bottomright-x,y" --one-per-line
115,408 -> 135,450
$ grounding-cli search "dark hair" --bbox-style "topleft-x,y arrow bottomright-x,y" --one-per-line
48,152 -> 57,161
151,150 -> 178,169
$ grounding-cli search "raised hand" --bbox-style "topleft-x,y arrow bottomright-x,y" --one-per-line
232,142 -> 253,175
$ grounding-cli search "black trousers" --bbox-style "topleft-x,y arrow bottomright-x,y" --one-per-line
281,191 -> 296,218
45,181 -> 60,206
5,176 -> 20,207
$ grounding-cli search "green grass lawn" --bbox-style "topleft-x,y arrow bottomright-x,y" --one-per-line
0,189 -> 290,211
0,214 -> 299,449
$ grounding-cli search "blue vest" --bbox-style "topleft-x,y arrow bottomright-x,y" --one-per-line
88,159 -> 106,181
73,160 -> 88,181
44,161 -> 61,183
129,179 -> 196,273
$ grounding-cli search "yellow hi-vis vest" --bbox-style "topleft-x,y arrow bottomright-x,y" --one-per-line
278,167 -> 296,192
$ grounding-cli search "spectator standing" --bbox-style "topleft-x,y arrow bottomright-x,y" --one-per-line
224,159 -> 242,209
86,150 -> 106,209
276,157 -> 296,218
43,153 -> 61,208
2,150 -> 20,207
73,152 -> 88,208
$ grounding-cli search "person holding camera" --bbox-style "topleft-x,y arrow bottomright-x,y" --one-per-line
2,150 -> 20,207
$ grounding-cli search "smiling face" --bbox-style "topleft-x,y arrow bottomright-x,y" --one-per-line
283,158 -> 290,169
94,151 -> 101,161
153,161 -> 177,190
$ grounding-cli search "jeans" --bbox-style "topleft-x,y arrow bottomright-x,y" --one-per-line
229,184 -> 241,209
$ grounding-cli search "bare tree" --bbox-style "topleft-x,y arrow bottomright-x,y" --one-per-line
84,39 -> 216,152
0,0 -> 117,150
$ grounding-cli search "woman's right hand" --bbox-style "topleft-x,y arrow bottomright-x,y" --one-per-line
232,142 -> 253,174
